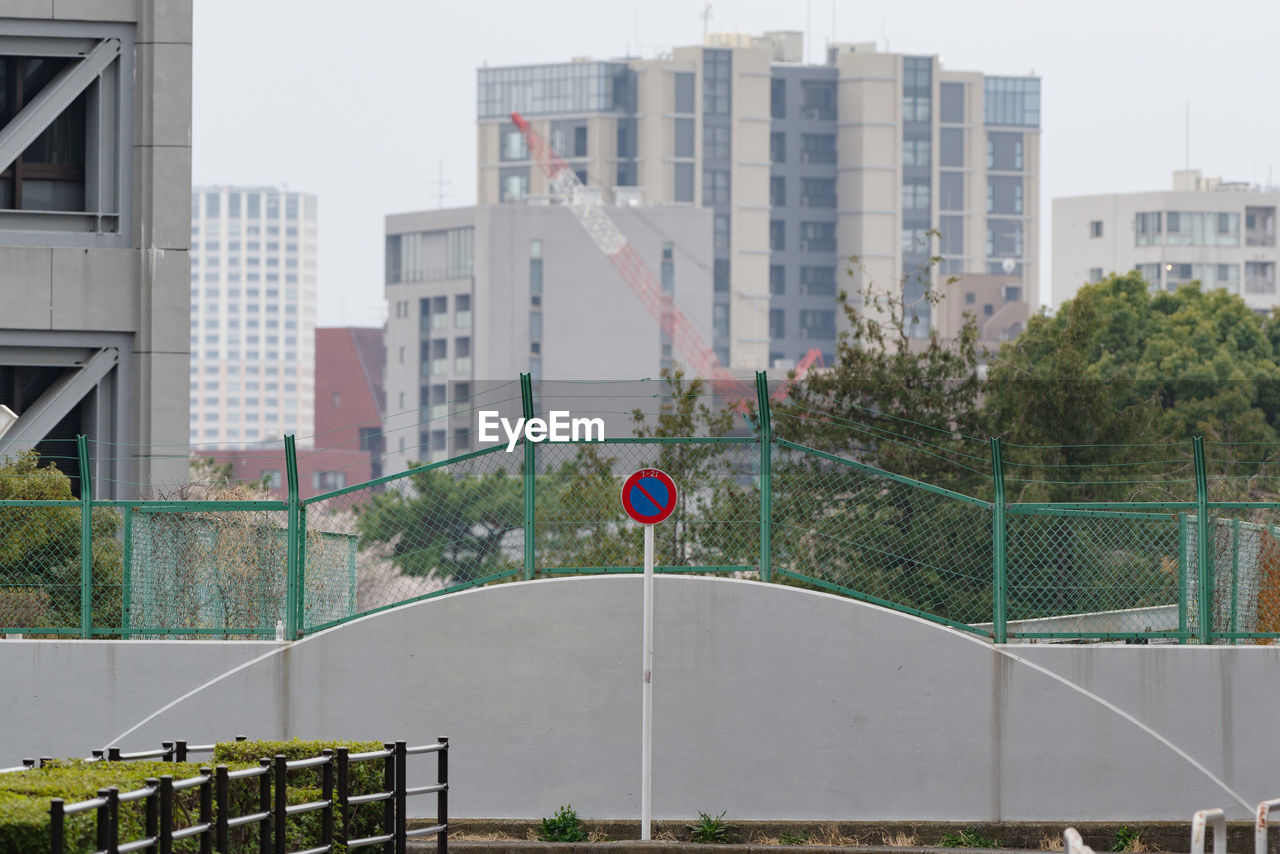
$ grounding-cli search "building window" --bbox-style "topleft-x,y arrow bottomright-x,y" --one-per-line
703,125 -> 731,160
939,82 -> 965,123
903,180 -> 930,211
800,133 -> 837,164
1135,211 -> 1162,246
674,163 -> 694,203
714,214 -> 730,250
713,303 -> 730,338
455,294 -> 472,328
1246,261 -> 1277,295
769,308 -> 785,339
771,77 -> 786,119
800,221 -> 835,252
939,172 -> 964,211
770,220 -> 785,251
501,123 -> 529,161
703,49 -> 732,115
1246,206 -> 1276,247
902,136 -> 931,167
674,118 -> 695,158
770,265 -> 785,295
771,177 -> 786,207
800,81 -> 836,120
432,296 -> 448,329
801,178 -> 836,208
702,169 -> 730,205
573,126 -> 588,157
455,337 -> 472,373
1089,220 -> 1103,238
987,176 -> 1023,214
986,220 -> 1023,258
661,242 -> 675,293
939,216 -> 964,255
770,132 -> 786,164
986,132 -> 1024,170
1089,267 -> 1103,283
799,310 -> 836,339
800,266 -> 836,296
674,72 -> 696,113
714,259 -> 730,293
499,167 -> 529,202
984,77 -> 1040,127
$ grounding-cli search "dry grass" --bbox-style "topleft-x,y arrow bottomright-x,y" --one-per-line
452,831 -> 520,842
749,825 -> 859,846
653,829 -> 679,841
882,831 -> 921,847
1118,836 -> 1153,853
1039,835 -> 1064,851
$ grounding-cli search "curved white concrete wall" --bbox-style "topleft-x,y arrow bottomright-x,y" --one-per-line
6,577 -> 1280,821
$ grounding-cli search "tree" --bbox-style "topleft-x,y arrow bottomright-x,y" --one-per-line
0,450 -> 122,632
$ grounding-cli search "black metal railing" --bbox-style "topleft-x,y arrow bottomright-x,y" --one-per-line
40,738 -> 447,854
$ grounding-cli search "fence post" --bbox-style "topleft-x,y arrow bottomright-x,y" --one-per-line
258,758 -> 272,854
754,372 -> 772,584
395,741 -> 408,854
1193,436 -> 1212,644
145,777 -> 160,853
50,798 -> 65,854
273,755 -> 287,854
990,437 -> 1007,644
121,505 -> 133,639
284,435 -> 300,640
159,776 -> 174,854
77,435 -> 93,639
520,373 -> 536,581
382,743 -> 395,854
1230,518 -> 1240,642
199,768 -> 213,854
1178,512 -> 1189,644
214,767 -> 229,852
296,504 -> 308,636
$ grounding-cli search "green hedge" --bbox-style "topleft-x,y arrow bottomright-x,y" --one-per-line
0,739 -> 390,854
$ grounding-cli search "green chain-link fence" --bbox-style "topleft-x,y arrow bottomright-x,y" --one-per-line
6,374 -> 1280,644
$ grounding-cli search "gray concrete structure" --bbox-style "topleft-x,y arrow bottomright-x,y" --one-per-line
5,576 -> 1278,821
0,2 -> 192,492
383,203 -> 713,469
477,34 -> 1040,372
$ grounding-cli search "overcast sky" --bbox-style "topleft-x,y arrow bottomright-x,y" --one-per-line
192,0 -> 1280,328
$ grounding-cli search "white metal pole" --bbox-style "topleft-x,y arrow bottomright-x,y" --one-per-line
641,522 -> 654,841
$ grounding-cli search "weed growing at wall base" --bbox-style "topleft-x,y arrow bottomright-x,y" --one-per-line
538,805 -> 589,842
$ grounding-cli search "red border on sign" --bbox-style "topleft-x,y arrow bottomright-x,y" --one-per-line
621,468 -> 678,525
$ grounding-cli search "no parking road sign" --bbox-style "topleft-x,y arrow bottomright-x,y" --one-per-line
621,469 -> 678,525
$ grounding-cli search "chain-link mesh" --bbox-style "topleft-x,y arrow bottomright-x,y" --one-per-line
302,447 -> 523,631
534,440 -> 760,573
1005,511 -> 1183,637
1192,511 -> 1280,642
771,444 -> 994,629
0,502 -> 82,633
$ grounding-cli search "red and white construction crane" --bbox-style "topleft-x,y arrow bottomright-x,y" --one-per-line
511,112 -> 752,400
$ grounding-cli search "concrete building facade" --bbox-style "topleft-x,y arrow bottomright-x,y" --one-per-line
476,34 -> 1040,372
189,186 -> 318,449
1053,169 -> 1280,310
0,2 -> 193,495
383,203 -> 713,471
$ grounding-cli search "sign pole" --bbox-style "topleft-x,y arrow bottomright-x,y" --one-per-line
641,522 -> 654,841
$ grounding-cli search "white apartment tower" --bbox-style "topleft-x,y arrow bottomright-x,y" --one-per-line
476,33 -> 1041,370
189,187 -> 318,448
1054,170 -> 1279,310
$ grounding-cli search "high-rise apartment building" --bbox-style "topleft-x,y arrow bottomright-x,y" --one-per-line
476,33 -> 1040,370
1053,170 -> 1279,310
189,187 -> 318,448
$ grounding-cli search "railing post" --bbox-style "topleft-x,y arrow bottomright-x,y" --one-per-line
296,504 -> 308,636
121,505 -> 133,639
50,798 -> 65,854
1193,436 -> 1213,643
754,372 -> 772,584
320,750 -> 334,850
159,776 -> 174,854
273,755 -> 287,854
258,758 -> 272,854
336,748 -> 350,847
437,737 -> 448,854
95,787 -> 112,854
199,767 -> 213,854
382,743 -> 396,854
1178,512 -> 1189,644
284,435 -> 300,640
144,777 -> 160,854
395,741 -> 408,854
77,435 -> 93,639
990,437 -> 1007,644
214,767 -> 229,853
520,373 -> 536,581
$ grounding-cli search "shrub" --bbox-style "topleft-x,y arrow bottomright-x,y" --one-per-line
538,805 -> 589,842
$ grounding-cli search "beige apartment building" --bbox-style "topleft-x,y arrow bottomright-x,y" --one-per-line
1053,170 -> 1279,311
476,33 -> 1040,371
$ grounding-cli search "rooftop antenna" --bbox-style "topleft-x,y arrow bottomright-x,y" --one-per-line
701,3 -> 712,43
1184,100 -> 1190,171
428,160 -> 451,210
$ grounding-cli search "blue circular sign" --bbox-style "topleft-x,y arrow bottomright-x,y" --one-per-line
621,469 -> 678,525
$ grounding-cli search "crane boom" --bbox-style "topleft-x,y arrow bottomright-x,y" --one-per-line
511,112 -> 747,394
